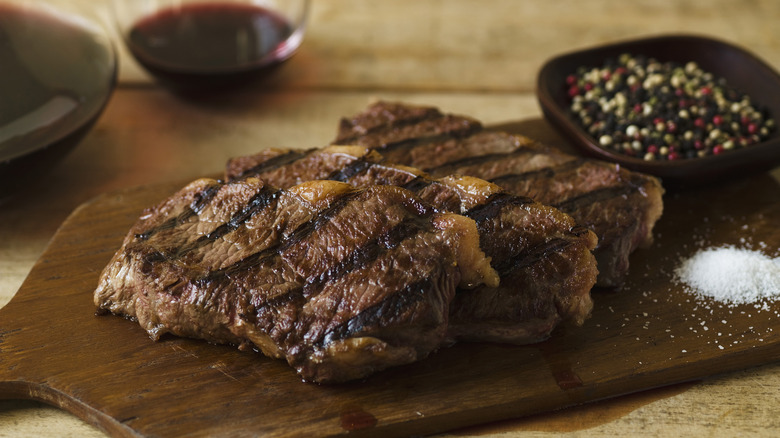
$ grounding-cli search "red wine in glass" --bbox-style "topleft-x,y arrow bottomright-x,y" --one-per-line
0,3 -> 116,202
125,2 -> 301,91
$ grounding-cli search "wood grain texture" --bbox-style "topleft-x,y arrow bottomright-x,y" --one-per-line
105,0 -> 780,92
1,118 -> 778,437
3,0 -> 780,434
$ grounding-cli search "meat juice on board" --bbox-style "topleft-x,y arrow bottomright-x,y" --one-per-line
125,2 -> 297,89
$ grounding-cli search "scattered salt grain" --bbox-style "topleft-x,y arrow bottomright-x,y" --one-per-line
675,246 -> 780,304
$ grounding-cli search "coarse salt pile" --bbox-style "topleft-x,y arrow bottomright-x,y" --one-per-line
675,246 -> 780,304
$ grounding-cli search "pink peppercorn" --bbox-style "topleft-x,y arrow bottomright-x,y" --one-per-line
713,144 -> 725,155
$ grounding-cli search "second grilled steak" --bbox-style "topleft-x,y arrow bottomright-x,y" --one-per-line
333,101 -> 664,287
226,146 -> 599,344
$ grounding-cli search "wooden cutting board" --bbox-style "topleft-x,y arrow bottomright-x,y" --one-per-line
2,126 -> 779,437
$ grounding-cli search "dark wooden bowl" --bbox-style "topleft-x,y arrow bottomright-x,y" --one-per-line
536,34 -> 780,188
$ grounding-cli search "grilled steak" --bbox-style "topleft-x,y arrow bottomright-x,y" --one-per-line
333,101 -> 665,287
94,178 -> 498,383
226,145 -> 599,344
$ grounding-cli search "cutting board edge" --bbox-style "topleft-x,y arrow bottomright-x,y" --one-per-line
0,380 -> 142,438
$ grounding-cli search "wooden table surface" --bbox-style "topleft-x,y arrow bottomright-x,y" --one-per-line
2,1 -> 779,436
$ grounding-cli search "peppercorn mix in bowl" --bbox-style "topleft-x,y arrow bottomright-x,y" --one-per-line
537,34 -> 780,187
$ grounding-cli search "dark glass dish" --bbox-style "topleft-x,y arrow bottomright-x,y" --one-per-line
536,34 -> 780,187
0,2 -> 117,203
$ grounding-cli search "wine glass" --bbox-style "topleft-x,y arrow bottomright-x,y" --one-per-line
0,0 -> 117,203
110,0 -> 311,92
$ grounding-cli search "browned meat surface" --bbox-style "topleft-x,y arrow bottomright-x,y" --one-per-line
334,101 -> 664,287
226,146 -> 599,344
94,178 -> 497,383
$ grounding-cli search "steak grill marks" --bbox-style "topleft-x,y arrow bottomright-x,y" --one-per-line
379,126 -> 482,156
335,107 -> 447,144
204,185 -> 282,241
552,184 -> 640,214
325,157 -> 376,182
135,184 -> 284,275
207,189 -> 366,279
135,181 -> 222,241
246,218 -> 440,347
463,192 -> 534,223
232,148 -> 315,181
318,277 -> 434,349
332,101 -> 665,287
225,146 -> 596,285
400,175 -> 436,193
427,147 -> 542,175
302,216 -> 431,297
340,109 -> 483,154
167,187 -> 439,331
496,238 -> 574,275
487,158 -> 586,185
463,194 -> 575,274
96,177 -> 495,382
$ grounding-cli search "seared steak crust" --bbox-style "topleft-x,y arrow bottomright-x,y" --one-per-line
94,178 -> 497,383
226,146 -> 599,344
334,101 -> 664,287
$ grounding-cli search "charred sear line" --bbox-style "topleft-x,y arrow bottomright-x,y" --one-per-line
193,249 -> 285,299
427,146 -> 538,174
198,190 -> 366,283
488,158 -> 585,185
191,182 -> 224,214
400,175 -> 435,193
552,184 -> 639,214
326,158 -> 374,182
205,185 -> 281,241
317,277 -> 434,348
495,238 -> 574,275
242,284 -> 307,329
336,109 -> 444,144
233,148 -> 316,180
464,192 -> 533,223
303,218 -> 427,296
135,182 -> 222,241
170,185 -> 283,257
280,190 -> 364,251
140,250 -> 168,275
380,123 -> 483,154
